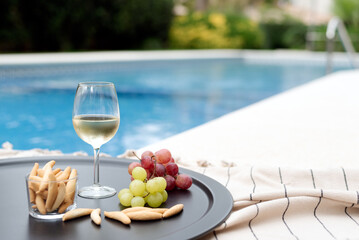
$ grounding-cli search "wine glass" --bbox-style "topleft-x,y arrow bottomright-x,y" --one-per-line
72,82 -> 120,199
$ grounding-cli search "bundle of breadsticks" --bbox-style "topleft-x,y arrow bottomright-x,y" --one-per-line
62,204 -> 184,226
27,160 -> 77,214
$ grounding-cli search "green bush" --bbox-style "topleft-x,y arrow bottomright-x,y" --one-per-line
168,12 -> 263,49
333,0 -> 359,28
259,14 -> 307,49
0,0 -> 173,52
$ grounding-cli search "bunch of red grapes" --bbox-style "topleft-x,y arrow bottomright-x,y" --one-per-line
128,149 -> 193,191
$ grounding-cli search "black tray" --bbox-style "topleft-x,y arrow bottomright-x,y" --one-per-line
0,156 -> 233,240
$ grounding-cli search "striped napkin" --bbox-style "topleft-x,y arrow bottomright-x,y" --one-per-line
193,165 -> 359,240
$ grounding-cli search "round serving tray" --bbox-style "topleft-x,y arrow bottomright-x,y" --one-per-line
0,156 -> 233,240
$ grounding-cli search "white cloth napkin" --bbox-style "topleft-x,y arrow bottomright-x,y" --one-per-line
192,165 -> 359,240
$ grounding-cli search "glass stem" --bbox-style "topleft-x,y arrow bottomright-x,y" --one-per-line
93,148 -> 100,187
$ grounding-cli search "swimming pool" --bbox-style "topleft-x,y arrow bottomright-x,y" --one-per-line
0,55 -> 350,156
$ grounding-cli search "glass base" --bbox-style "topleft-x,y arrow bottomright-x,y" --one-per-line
78,185 -> 116,199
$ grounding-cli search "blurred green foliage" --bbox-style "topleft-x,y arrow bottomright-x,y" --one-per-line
169,12 -> 263,49
0,0 -> 173,52
259,17 -> 307,49
3,0 -> 358,52
333,0 -> 359,28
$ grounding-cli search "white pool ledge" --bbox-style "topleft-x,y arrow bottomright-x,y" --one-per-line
139,69 -> 359,168
0,49 -> 355,66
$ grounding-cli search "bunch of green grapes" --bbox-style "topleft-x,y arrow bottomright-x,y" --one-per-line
118,166 -> 168,208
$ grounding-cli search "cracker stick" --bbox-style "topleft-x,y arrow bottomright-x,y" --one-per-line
125,211 -> 163,221
38,168 -> 51,192
55,171 -> 63,178
38,190 -> 48,200
29,163 -> 39,203
162,204 -> 184,218
35,195 -> 46,215
56,166 -> 71,181
121,207 -> 168,214
104,211 -> 131,225
37,169 -> 44,177
64,169 -> 77,203
43,160 -> 56,170
62,208 -> 93,221
45,171 -> 58,211
58,201 -> 72,214
121,207 -> 151,214
52,168 -> 61,175
29,189 -> 36,203
91,208 -> 101,225
50,182 -> 66,212
30,163 -> 39,176
28,176 -> 41,192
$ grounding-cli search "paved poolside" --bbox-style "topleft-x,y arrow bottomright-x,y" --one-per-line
138,68 -> 359,169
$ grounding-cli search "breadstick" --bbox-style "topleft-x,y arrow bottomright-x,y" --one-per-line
91,208 -> 101,225
39,168 -> 51,192
64,169 -> 77,203
121,207 -> 168,214
38,190 -> 48,200
45,171 -> 58,211
104,211 -> 131,225
148,208 -> 168,214
125,211 -> 163,221
35,195 -> 46,215
62,208 -> 93,221
28,176 -> 41,192
52,168 -> 61,175
37,169 -> 45,177
50,182 -> 66,212
29,163 -> 39,203
56,166 -> 71,181
58,201 -> 72,214
121,206 -> 151,214
30,163 -> 39,176
43,160 -> 56,170
55,171 -> 63,178
29,189 -> 36,203
162,204 -> 184,218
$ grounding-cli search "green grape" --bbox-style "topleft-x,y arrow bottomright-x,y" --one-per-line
160,190 -> 168,202
144,194 -> 149,203
155,177 -> 167,192
120,192 -> 133,207
117,188 -> 131,200
147,192 -> 163,208
146,179 -> 157,193
131,196 -> 146,207
129,179 -> 146,196
142,190 -> 149,198
132,167 -> 147,181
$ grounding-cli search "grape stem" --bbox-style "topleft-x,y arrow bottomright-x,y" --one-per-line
150,155 -> 159,179
132,151 -> 158,180
132,151 -> 141,161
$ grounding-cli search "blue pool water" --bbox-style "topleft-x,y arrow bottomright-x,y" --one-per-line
0,58 -> 349,156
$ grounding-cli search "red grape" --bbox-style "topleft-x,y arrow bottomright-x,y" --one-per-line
155,163 -> 166,177
165,163 -> 179,176
146,169 -> 152,179
155,149 -> 172,164
141,156 -> 154,172
175,174 -> 192,190
128,162 -> 141,175
164,175 -> 176,191
141,150 -> 154,159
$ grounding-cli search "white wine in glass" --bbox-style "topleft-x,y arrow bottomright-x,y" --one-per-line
72,82 -> 120,199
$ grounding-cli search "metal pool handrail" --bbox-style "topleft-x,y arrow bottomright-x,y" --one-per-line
326,16 -> 358,74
